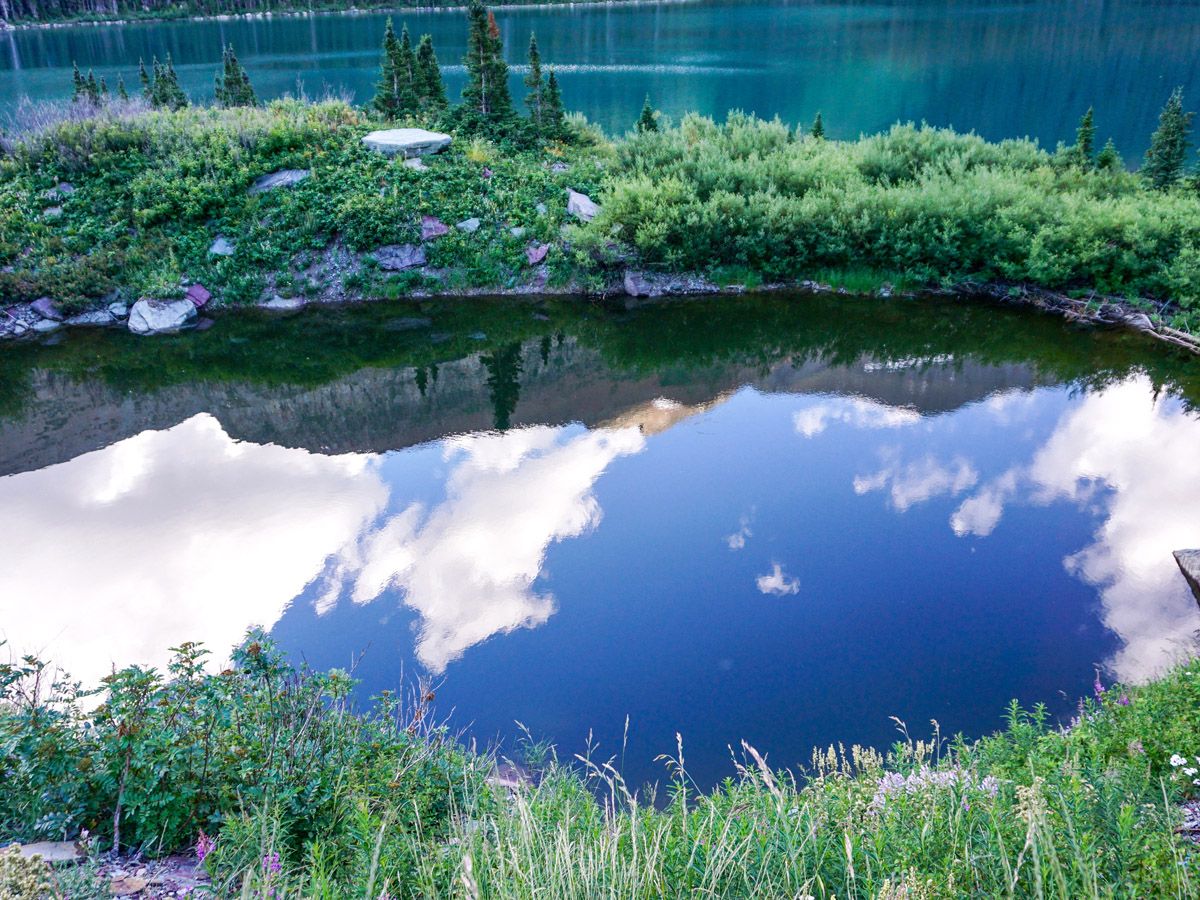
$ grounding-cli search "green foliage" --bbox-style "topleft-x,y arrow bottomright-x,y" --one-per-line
414,34 -> 448,117
213,44 -> 257,108
145,54 -> 188,111
1143,87 -> 1194,190
524,33 -> 545,131
636,94 -> 659,133
810,110 -> 824,139
460,0 -> 514,127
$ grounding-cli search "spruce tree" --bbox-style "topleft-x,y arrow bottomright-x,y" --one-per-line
462,0 -> 512,121
524,32 -> 544,129
395,25 -> 419,115
138,58 -> 151,100
1097,138 -> 1121,172
415,34 -> 447,116
543,68 -> 564,138
636,94 -> 658,132
163,54 -> 188,110
214,44 -> 257,107
373,19 -> 401,119
71,63 -> 85,103
1074,107 -> 1095,166
117,74 -> 129,102
99,76 -> 109,98
1143,87 -> 1193,190
810,111 -> 825,139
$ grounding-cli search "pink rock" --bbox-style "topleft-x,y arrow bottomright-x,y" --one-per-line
186,284 -> 212,308
421,216 -> 450,241
525,242 -> 549,265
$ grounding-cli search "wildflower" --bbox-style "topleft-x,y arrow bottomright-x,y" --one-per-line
1128,739 -> 1145,756
1185,768 -> 1198,777
1171,754 -> 1188,767
262,852 -> 281,875
961,796 -> 971,811
195,832 -> 215,863
1093,671 -> 1105,698
1118,694 -> 1130,706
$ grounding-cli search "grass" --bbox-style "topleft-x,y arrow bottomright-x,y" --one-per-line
3,634 -> 1200,898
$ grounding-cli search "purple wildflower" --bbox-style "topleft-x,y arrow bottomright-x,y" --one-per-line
1093,671 -> 1105,699
195,832 -> 215,863
262,852 -> 282,875
1118,694 -> 1131,706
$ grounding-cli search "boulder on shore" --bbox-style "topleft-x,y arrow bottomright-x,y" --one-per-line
362,128 -> 452,158
66,309 -> 116,327
1174,549 -> 1200,604
374,244 -> 427,271
31,296 -> 63,321
127,298 -> 198,335
248,169 -> 310,194
258,295 -> 307,311
526,243 -> 549,266
567,189 -> 600,222
623,271 -> 653,298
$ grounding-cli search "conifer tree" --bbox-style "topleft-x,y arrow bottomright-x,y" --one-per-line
810,111 -> 825,139
395,25 -> 419,115
543,68 -> 564,138
1096,138 -> 1121,172
373,19 -> 401,119
71,63 -> 85,102
98,75 -> 109,97
462,0 -> 512,121
214,44 -> 257,107
117,74 -> 129,102
524,32 -> 544,129
138,58 -> 151,100
1074,107 -> 1095,166
414,34 -> 447,115
1143,87 -> 1193,190
85,69 -> 100,103
636,94 -> 658,132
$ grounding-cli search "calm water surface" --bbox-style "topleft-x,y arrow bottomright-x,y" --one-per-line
2,293 -> 1199,790
3,0 -> 1200,152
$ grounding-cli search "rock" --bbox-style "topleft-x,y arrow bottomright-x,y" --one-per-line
526,242 -> 549,265
31,296 -> 63,321
110,875 -> 148,896
108,301 -> 129,319
66,309 -> 116,326
32,317 -> 61,333
878,282 -> 894,299
374,244 -> 426,271
42,205 -> 63,219
421,216 -> 450,241
509,226 -> 527,239
248,169 -> 310,194
456,217 -> 481,233
127,298 -> 198,335
386,316 -> 433,331
258,295 -> 306,311
185,284 -> 212,308
623,271 -> 653,298
1126,312 -> 1154,331
1174,550 -> 1200,604
208,236 -> 235,256
403,157 -> 429,171
362,128 -> 452,157
566,189 -> 600,222
14,841 -> 82,863
550,162 -> 569,173
535,202 -> 548,216
45,181 -> 75,199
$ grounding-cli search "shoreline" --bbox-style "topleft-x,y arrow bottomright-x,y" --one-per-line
0,0 -> 685,32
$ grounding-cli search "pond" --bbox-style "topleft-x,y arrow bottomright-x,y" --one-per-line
2,292 -> 1199,791
3,0 -> 1200,153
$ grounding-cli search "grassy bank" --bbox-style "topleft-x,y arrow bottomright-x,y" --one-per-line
2,635 -> 1200,897
3,95 -> 1200,337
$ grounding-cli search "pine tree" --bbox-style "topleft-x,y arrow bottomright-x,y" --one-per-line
543,68 -> 564,138
1143,87 -> 1193,190
810,111 -> 825,139
395,25 -> 419,116
524,32 -> 544,129
85,69 -> 101,104
636,94 -> 658,133
1074,107 -> 1095,165
462,0 -> 512,121
98,76 -> 109,98
1097,138 -> 1121,172
414,34 -> 447,116
117,74 -> 129,102
373,19 -> 401,118
214,44 -> 257,107
162,54 -> 188,110
71,63 -> 85,103
138,58 -> 151,100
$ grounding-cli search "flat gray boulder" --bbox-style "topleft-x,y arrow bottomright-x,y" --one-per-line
66,309 -> 116,326
1175,549 -> 1200,603
456,217 -> 481,233
128,298 -> 198,335
31,296 -> 63,321
567,189 -> 600,222
209,236 -> 236,256
375,244 -> 427,270
362,128 -> 452,158
258,295 -> 307,311
249,169 -> 310,194
624,270 -> 653,298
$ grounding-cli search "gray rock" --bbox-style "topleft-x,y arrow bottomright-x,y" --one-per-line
108,301 -> 129,319
42,205 -> 63,219
374,244 -> 426,271
258,295 -> 307,311
1126,312 -> 1154,331
127,298 -> 198,335
403,157 -> 430,171
66,309 -> 116,326
32,318 -> 62,333
535,202 -> 548,216
526,242 -> 549,265
209,236 -> 236,256
31,296 -> 64,321
456,217 -> 481,233
566,189 -> 600,222
623,270 -> 653,298
362,128 -> 452,157
13,841 -> 82,863
550,162 -> 569,174
509,226 -> 527,239
1174,549 -> 1200,604
421,216 -> 450,241
45,182 -> 75,200
249,169 -> 310,194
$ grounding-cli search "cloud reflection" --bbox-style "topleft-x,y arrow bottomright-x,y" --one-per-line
756,563 -> 800,596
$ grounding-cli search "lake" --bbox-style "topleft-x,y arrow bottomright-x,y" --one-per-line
3,0 -> 1200,154
2,292 -> 1199,791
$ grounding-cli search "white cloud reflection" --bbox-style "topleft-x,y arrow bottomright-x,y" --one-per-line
793,397 -> 920,438
756,563 -> 800,596
854,452 -> 978,511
